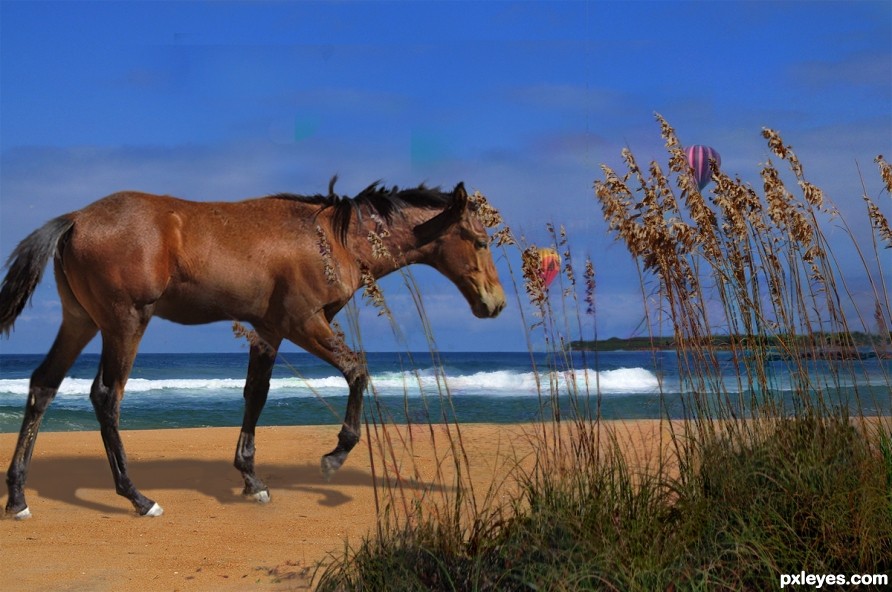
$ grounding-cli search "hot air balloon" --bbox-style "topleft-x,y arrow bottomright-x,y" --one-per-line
685,145 -> 721,190
538,248 -> 561,289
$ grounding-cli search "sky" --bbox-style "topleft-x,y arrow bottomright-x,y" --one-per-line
1,0 -> 890,354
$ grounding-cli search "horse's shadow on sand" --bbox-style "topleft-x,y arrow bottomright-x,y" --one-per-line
11,456 -> 451,516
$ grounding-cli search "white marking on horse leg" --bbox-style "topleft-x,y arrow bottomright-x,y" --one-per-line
251,490 -> 270,504
143,502 -> 164,517
320,454 -> 343,482
13,507 -> 32,520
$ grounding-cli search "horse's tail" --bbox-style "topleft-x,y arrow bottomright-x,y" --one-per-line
0,215 -> 75,337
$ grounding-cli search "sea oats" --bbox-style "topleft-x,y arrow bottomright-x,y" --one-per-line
584,258 -> 596,316
762,162 -> 813,245
328,321 -> 361,378
712,179 -> 747,242
803,245 -> 825,282
656,112 -> 679,148
366,214 -> 393,261
492,227 -> 515,247
864,197 -> 892,248
359,263 -> 389,317
762,128 -> 788,160
521,246 -> 546,308
671,220 -> 698,254
622,147 -> 642,183
367,230 -> 391,260
468,190 -> 503,228
688,201 -> 720,261
763,128 -> 811,191
559,226 -> 576,288
876,155 -> 892,194
231,321 -> 275,356
316,225 -> 339,284
652,161 -> 679,214
799,181 -> 824,209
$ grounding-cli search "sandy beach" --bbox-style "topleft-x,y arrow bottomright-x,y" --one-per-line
0,421 -> 673,591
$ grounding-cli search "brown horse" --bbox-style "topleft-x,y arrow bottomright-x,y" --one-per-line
0,179 -> 506,519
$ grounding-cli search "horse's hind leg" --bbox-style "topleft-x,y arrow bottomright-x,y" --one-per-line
234,337 -> 280,503
6,314 -> 97,519
90,322 -> 161,516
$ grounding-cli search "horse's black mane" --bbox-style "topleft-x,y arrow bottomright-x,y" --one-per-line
267,176 -> 452,243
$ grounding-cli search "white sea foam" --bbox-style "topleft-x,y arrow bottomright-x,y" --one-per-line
0,366 -> 665,399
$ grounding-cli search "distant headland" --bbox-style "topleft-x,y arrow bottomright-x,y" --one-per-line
570,333 -> 892,359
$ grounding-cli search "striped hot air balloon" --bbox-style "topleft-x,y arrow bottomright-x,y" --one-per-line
538,248 -> 561,289
685,145 -> 721,190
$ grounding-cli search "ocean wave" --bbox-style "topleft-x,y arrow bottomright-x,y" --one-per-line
384,367 -> 663,395
0,366 -> 664,399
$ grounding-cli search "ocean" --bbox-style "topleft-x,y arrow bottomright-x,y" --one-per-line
1,351 -> 890,432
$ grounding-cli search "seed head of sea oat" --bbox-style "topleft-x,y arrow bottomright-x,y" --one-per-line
584,258 -> 596,316
875,155 -> 892,194
231,322 -> 275,356
468,190 -> 503,228
359,264 -> 389,317
865,197 -> 892,248
521,247 -> 546,308
316,225 -> 339,284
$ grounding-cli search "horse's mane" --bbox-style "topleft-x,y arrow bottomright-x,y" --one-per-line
267,176 -> 452,243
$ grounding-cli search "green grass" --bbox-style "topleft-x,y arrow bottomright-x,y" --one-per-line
315,415 -> 891,591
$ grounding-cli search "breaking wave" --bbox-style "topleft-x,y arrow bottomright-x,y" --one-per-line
0,366 -> 663,400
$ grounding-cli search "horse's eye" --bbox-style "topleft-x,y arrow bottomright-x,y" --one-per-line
475,238 -> 489,250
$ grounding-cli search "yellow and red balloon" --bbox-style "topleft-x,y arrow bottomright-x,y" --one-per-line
538,248 -> 561,289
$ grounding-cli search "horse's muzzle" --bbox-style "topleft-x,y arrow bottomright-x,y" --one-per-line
472,287 -> 507,318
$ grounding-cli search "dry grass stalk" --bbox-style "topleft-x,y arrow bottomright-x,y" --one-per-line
584,259 -> 596,316
876,155 -> 892,194
521,246 -> 546,309
329,320 -> 362,380
231,321 -> 275,356
594,116 -> 892,427
316,225 -> 339,285
367,213 -> 394,261
865,197 -> 892,248
366,230 -> 391,261
468,190 -> 503,228
359,263 -> 389,318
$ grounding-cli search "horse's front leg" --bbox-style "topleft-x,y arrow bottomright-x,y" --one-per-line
321,365 -> 367,481
289,314 -> 368,481
234,337 -> 281,502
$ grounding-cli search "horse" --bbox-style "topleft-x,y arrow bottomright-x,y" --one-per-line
0,179 -> 506,519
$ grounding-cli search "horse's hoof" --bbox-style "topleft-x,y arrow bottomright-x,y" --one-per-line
142,502 -> 164,517
251,490 -> 271,504
320,455 -> 342,482
12,507 -> 31,520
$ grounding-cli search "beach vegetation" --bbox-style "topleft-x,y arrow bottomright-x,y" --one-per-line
312,118 -> 891,590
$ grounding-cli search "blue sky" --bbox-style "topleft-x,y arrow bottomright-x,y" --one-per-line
1,0 -> 890,354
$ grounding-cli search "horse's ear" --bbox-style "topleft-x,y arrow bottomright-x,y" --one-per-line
453,182 -> 468,204
413,182 -> 469,245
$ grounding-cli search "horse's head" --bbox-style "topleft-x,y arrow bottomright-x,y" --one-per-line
413,183 -> 507,318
